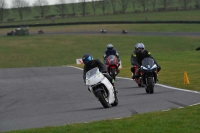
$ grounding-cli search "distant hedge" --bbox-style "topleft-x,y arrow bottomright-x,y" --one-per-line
0,21 -> 200,29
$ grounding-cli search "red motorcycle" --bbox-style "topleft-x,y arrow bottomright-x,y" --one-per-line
132,65 -> 143,87
105,55 -> 120,80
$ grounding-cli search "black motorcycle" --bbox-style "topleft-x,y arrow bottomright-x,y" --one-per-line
100,29 -> 107,33
38,30 -> 44,34
122,30 -> 128,34
140,57 -> 158,94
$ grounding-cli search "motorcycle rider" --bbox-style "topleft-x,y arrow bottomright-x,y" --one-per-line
122,29 -> 127,33
130,43 -> 161,79
103,44 -> 121,70
82,53 -> 118,93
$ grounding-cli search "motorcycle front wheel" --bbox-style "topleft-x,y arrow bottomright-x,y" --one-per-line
111,68 -> 116,80
147,77 -> 154,94
96,91 -> 110,108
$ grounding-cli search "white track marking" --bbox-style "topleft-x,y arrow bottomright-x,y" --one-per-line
67,65 -> 200,94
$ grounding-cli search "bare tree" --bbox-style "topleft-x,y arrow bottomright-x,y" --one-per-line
137,0 -> 149,12
98,0 -> 110,15
12,0 -> 31,21
91,0 -> 98,15
159,0 -> 173,11
55,0 -> 68,18
69,0 -> 76,15
194,0 -> 200,8
79,0 -> 87,16
110,0 -> 117,14
177,0 -> 192,10
33,0 -> 50,19
118,0 -> 131,13
130,0 -> 137,12
0,0 -> 9,22
150,0 -> 156,11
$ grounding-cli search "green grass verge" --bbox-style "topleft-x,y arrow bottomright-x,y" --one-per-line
6,105 -> 200,133
1,24 -> 200,36
1,24 -> 200,133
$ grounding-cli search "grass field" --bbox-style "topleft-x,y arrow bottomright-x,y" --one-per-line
1,0 -> 200,23
1,10 -> 200,26
1,23 -> 200,35
1,24 -> 200,133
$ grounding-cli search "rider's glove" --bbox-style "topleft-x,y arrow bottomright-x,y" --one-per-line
157,66 -> 161,72
102,70 -> 107,74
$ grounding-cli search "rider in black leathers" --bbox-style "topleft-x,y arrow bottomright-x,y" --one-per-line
82,53 -> 118,93
130,43 -> 161,79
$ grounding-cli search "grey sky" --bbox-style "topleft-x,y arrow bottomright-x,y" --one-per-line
5,0 -> 98,8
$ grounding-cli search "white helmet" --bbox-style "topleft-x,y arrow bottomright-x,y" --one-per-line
107,44 -> 113,50
135,43 -> 145,50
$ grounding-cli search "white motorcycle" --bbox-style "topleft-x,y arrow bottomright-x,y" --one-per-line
86,67 -> 118,108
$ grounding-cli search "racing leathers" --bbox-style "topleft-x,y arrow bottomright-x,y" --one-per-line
83,59 -> 114,87
130,50 -> 161,79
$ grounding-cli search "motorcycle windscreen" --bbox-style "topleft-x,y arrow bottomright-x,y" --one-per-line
142,57 -> 155,68
106,55 -> 118,65
86,67 -> 99,79
86,67 -> 104,85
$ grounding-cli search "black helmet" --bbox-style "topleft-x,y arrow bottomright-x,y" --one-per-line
107,44 -> 113,51
135,43 -> 145,53
82,53 -> 93,65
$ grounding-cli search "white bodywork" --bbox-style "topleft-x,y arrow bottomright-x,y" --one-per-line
141,64 -> 157,70
86,67 -> 115,104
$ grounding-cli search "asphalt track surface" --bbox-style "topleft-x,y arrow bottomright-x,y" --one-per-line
0,66 -> 200,132
1,31 -> 200,36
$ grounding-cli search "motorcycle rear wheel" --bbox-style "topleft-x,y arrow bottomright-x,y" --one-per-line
111,93 -> 118,106
96,91 -> 110,108
138,84 -> 142,87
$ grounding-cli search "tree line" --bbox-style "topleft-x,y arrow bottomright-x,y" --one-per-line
0,0 -> 200,22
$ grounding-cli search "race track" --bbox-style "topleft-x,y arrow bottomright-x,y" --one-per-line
0,66 -> 200,132
1,31 -> 200,36
29,31 -> 200,36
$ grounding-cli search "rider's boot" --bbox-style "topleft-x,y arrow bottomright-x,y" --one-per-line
132,74 -> 135,79
117,69 -> 120,73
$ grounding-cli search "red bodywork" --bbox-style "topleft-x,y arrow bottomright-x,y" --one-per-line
105,55 -> 119,79
133,65 -> 143,85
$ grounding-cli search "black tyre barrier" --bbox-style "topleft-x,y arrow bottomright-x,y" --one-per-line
196,47 -> 200,51
1,21 -> 200,29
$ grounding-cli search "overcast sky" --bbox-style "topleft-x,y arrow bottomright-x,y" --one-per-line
5,0 -> 97,8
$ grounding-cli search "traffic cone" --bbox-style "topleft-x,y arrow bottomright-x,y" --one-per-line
184,71 -> 190,84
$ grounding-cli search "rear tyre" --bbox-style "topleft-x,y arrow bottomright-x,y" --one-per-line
96,91 -> 110,108
137,78 -> 143,87
111,93 -> 118,106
